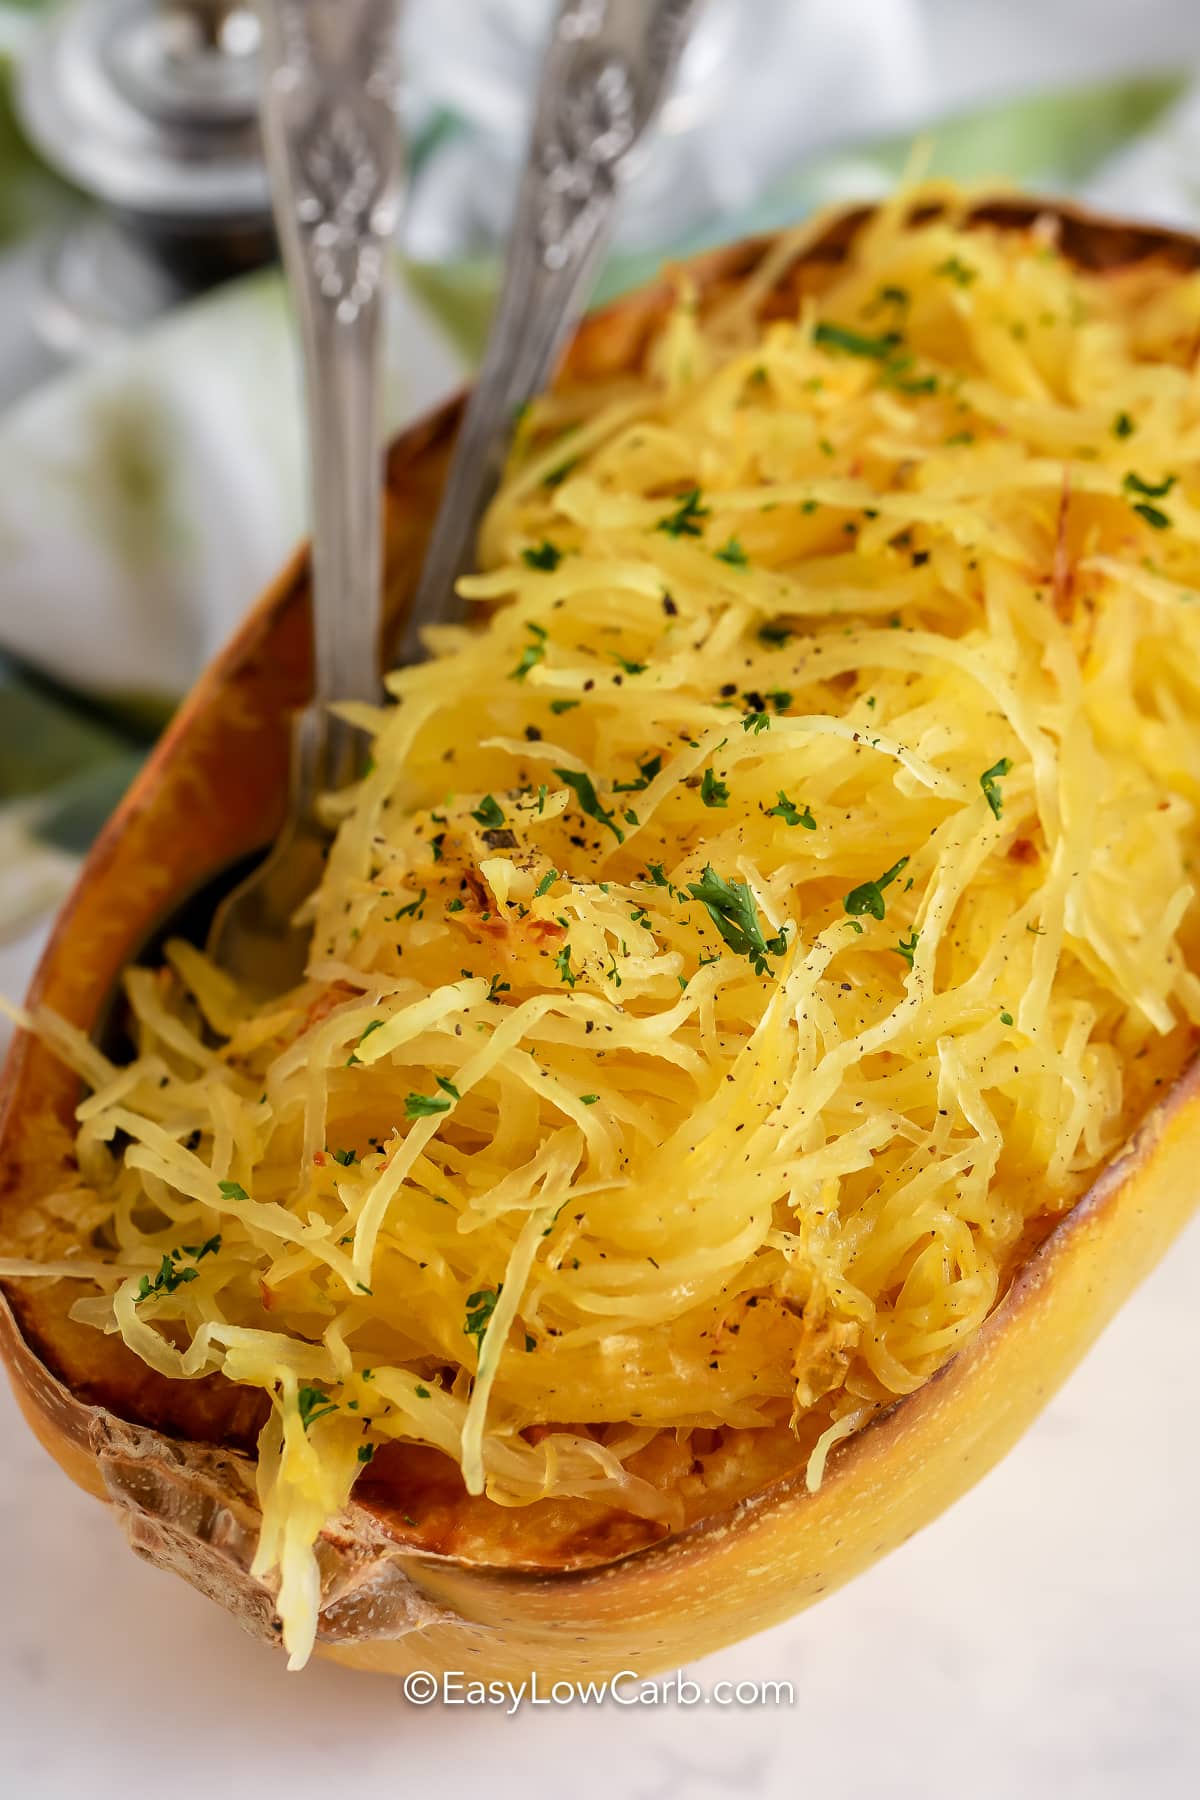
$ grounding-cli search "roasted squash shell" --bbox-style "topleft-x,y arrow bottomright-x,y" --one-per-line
3,196 -> 1200,1681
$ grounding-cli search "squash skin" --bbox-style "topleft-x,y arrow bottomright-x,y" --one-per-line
3,196 -> 1200,1681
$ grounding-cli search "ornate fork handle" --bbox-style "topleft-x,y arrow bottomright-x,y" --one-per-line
257,0 -> 404,786
397,0 -> 704,666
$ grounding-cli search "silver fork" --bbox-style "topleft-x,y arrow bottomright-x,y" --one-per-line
396,0 -> 703,665
208,0 -> 701,994
207,0 -> 404,993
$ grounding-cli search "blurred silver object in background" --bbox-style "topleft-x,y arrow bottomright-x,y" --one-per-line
17,0 -> 275,349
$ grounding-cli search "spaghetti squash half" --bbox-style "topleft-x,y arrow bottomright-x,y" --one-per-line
5,184 -> 1200,1668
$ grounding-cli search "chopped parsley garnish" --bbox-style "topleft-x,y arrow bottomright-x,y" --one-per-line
430,832 -> 445,863
408,1087 -> 455,1116
435,1076 -> 461,1101
330,1147 -> 357,1166
1113,411 -> 1136,439
391,887 -> 426,920
510,623 -> 547,681
297,1386 -> 339,1431
522,540 -> 562,571
814,322 -> 901,360
767,791 -> 814,829
612,653 -> 647,675
464,1286 -> 501,1354
700,767 -> 729,808
843,857 -> 909,921
742,711 -> 771,734
715,536 -> 748,566
346,1018 -> 385,1066
1133,502 -> 1171,530
1000,1010 -> 1015,1027
550,698 -> 580,715
1123,470 -> 1177,499
758,621 -> 792,645
655,487 -> 710,538
470,794 -> 506,829
766,689 -> 792,712
688,866 -> 788,976
487,975 -> 510,1003
357,1443 -> 376,1464
415,1384 -> 431,1398
406,1091 -> 453,1119
613,754 -> 662,793
535,868 -> 559,897
217,1180 -> 248,1202
543,454 -> 578,488
980,756 -> 1012,820
936,255 -> 977,286
447,897 -> 465,913
553,767 -> 623,841
554,944 -> 576,987
579,1094 -> 600,1106
134,1237 -> 221,1304
893,931 -> 919,968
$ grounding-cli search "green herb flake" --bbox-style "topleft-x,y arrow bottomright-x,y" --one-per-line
1133,501 -> 1172,530
550,698 -> 580,715
613,754 -> 663,793
655,487 -> 711,538
980,756 -> 1012,820
535,868 -> 559,897
767,791 -> 814,829
893,931 -> 919,968
522,540 -> 562,571
415,1384 -> 431,1399
297,1386 -> 339,1431
447,897 -> 465,913
435,1076 -> 461,1101
346,1018 -> 385,1066
554,767 -> 623,841
406,1091 -> 453,1119
330,1148 -> 357,1167
700,767 -> 729,808
715,536 -> 748,567
391,887 -> 426,921
1000,1010 -> 1015,1027
1123,470 -> 1177,500
510,630 -> 547,681
464,1286 -> 501,1354
1113,411 -> 1136,439
936,255 -> 978,287
843,857 -> 910,922
470,794 -> 507,830
742,712 -> 771,735
579,1094 -> 600,1106
554,943 -> 576,988
814,321 -> 901,360
217,1180 -> 248,1202
357,1443 -> 376,1465
687,866 -> 789,976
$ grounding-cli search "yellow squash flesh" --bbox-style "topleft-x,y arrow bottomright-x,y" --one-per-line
3,195 -> 1199,1681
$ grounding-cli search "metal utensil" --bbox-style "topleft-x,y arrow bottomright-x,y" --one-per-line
204,0 -> 404,994
93,0 -> 700,1037
396,0 -> 704,666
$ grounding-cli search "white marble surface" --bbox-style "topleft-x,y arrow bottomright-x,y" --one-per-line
1,1210 -> 1197,1797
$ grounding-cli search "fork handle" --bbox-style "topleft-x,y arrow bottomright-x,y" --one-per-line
396,0 -> 703,668
257,0 -> 404,789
